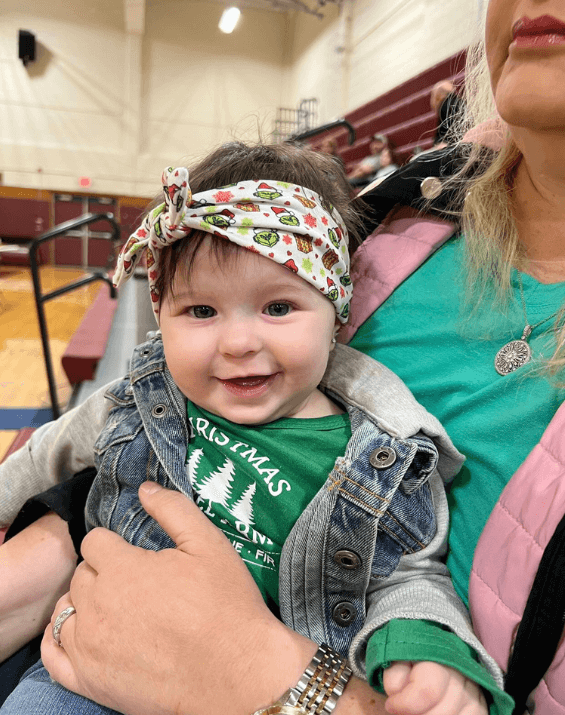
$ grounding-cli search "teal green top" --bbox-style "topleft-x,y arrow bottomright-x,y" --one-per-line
350,235 -> 565,605
185,401 -> 351,606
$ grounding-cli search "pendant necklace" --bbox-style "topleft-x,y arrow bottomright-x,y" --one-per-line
494,275 -> 560,376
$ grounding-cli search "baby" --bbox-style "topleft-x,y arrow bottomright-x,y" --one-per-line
0,142 -> 509,715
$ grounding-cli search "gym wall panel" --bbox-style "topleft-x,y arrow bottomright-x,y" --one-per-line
349,0 -> 473,108
0,106 -> 124,155
141,1 -> 288,167
0,193 -> 50,262
0,0 -> 128,193
0,197 -> 50,238
283,7 -> 344,126
87,199 -> 117,234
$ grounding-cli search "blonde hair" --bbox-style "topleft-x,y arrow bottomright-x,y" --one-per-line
448,24 -> 565,378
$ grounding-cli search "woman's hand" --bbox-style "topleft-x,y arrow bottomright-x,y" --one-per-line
41,483 -> 320,715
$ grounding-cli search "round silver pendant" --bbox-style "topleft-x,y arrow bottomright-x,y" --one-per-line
494,339 -> 532,375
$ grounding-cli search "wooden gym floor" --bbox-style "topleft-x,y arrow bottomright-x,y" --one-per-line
0,265 -> 100,461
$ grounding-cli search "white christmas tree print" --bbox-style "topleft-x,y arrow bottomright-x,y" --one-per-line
230,482 -> 256,529
197,457 -> 235,508
186,448 -> 203,486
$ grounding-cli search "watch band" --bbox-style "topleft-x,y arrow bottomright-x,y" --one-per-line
253,643 -> 353,715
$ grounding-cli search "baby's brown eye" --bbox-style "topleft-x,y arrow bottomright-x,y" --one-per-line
265,303 -> 291,317
190,305 -> 216,319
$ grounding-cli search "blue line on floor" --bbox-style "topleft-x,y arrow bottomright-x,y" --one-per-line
0,409 -> 54,429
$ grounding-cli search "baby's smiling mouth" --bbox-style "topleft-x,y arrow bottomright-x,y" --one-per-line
223,375 -> 273,387
218,374 -> 279,396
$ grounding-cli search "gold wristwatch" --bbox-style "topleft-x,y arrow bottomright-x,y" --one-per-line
252,644 -> 353,715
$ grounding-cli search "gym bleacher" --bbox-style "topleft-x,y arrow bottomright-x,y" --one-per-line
311,51 -> 466,169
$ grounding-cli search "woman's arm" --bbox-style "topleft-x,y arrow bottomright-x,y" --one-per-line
0,465 -> 96,664
42,483 -> 388,715
0,512 -> 76,663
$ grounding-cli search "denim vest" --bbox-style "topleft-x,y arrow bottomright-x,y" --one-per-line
85,335 -> 471,672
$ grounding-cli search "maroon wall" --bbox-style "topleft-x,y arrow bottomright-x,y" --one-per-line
0,192 -> 149,268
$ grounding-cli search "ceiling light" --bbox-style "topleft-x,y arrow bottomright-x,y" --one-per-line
219,7 -> 240,33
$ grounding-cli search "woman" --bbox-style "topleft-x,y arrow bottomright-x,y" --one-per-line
1,0 -> 564,712
371,145 -> 399,181
347,0 -> 565,710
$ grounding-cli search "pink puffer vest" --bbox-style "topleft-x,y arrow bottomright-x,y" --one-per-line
469,410 -> 565,715
344,206 -> 565,715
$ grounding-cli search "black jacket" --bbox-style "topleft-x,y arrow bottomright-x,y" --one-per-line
354,144 -> 483,237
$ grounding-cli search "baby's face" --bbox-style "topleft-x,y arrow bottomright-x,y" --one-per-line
159,242 -> 338,425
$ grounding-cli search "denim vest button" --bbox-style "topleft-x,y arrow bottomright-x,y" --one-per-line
332,601 -> 356,626
333,549 -> 361,570
369,446 -> 396,469
152,404 -> 167,418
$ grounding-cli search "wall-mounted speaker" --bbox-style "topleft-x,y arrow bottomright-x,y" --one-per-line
19,30 -> 36,66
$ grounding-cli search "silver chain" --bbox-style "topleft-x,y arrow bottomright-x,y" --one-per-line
517,274 -> 560,341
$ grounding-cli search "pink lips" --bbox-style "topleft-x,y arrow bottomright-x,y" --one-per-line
512,15 -> 565,48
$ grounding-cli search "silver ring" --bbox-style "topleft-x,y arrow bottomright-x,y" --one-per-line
52,606 -> 76,647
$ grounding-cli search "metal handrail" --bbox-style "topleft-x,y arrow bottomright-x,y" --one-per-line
29,212 -> 120,419
288,118 -> 356,145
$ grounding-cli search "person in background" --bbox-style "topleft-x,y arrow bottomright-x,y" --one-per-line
319,136 -> 339,156
430,80 -> 466,148
355,145 -> 401,195
318,136 -> 345,168
347,133 -> 388,188
371,145 -> 399,182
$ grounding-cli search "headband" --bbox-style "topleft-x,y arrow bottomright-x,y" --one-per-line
114,167 -> 352,324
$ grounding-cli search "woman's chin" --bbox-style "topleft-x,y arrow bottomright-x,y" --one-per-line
499,101 -> 565,133
495,71 -> 565,131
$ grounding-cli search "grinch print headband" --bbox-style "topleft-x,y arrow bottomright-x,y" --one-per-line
113,167 -> 352,324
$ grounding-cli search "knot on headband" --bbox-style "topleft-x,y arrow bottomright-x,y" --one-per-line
114,167 -> 352,324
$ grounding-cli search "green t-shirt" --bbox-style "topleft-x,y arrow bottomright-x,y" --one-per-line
186,401 -> 351,606
350,235 -> 565,605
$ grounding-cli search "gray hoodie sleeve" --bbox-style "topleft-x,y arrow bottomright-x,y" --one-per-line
0,382 -> 115,527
